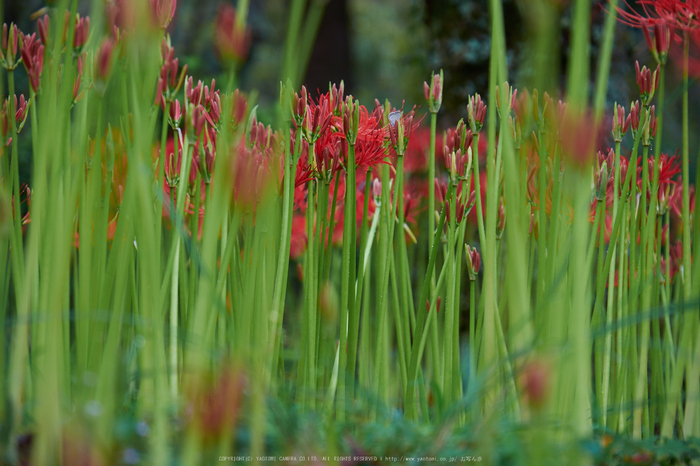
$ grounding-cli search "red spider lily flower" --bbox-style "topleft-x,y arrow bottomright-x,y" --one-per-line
20,33 -> 44,93
612,103 -> 632,142
435,177 -> 476,225
70,12 -> 90,51
232,118 -> 281,210
341,105 -> 386,171
161,137 -> 199,204
1,23 -> 20,71
96,37 -> 116,81
443,146 -> 471,185
644,22 -> 672,64
185,76 -> 204,107
614,0 -> 699,36
596,160 -> 611,201
37,15 -> 49,47
424,69 -> 443,113
193,143 -> 215,184
1,94 -> 29,138
290,86 -> 309,126
315,142 -> 342,183
669,183 -> 695,220
151,0 -> 177,29
466,245 -> 480,280
155,39 -> 188,107
445,119 -> 473,156
168,98 -> 186,128
629,100 -> 643,137
642,105 -> 658,146
233,143 -> 270,210
300,89 -> 339,148
387,108 -> 417,157
229,89 -> 248,129
638,151 -> 681,194
185,78 -> 220,127
287,138 -> 314,189
468,93 -> 487,133
214,3 -> 251,65
635,61 -> 660,105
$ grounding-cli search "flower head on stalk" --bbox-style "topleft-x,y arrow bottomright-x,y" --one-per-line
191,103 -> 218,184
644,22 -> 672,64
423,69 -> 443,114
629,100 -> 643,139
495,82 -> 517,118
595,158 -> 611,202
150,0 -> 177,29
350,105 -> 386,170
315,140 -> 342,184
232,118 -> 280,210
638,151 -> 681,202
228,89 -> 248,131
168,98 -> 186,129
37,15 -> 49,47
155,38 -> 188,108
1,23 -> 21,71
612,103 -> 632,142
642,105 -> 658,146
636,61 -> 660,105
342,97 -> 360,146
20,33 -> 44,93
468,93 -> 487,134
303,93 -> 334,145
443,143 -> 472,186
214,3 -> 251,66
387,107 -> 417,157
69,12 -> 90,52
466,244 -> 480,281
289,139 -> 314,189
1,95 -> 29,140
185,77 -> 221,131
435,177 -> 476,225
445,119 -> 473,156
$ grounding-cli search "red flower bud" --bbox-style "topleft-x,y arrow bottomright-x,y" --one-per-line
214,3 -> 251,65
150,0 -> 177,29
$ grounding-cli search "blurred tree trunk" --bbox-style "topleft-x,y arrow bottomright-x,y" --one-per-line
303,0 -> 352,94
